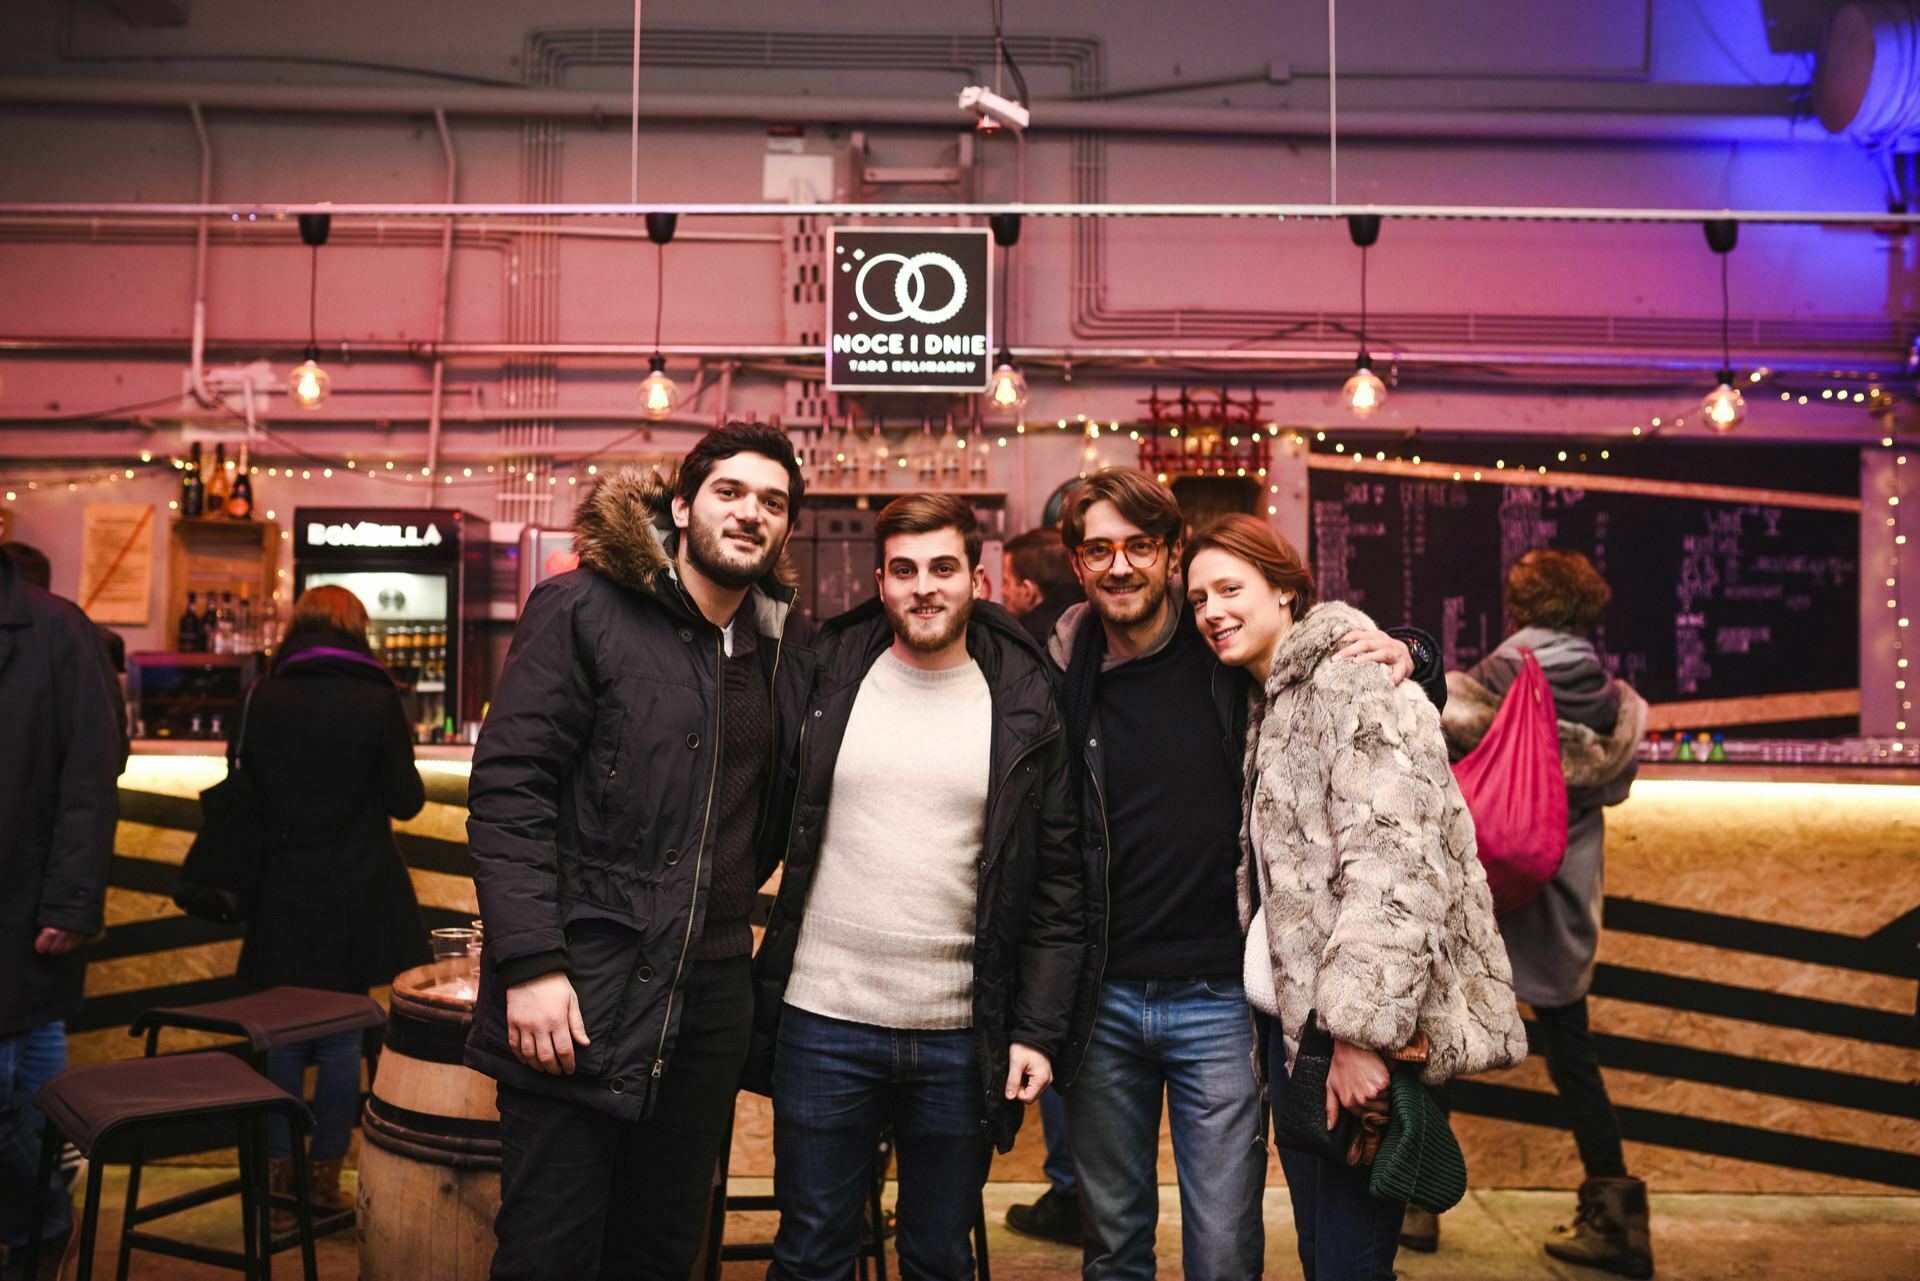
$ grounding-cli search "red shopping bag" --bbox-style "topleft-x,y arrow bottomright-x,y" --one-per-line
1451,650 -> 1568,914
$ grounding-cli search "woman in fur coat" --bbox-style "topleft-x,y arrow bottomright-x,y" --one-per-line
1430,549 -> 1652,1279
1183,515 -> 1526,1281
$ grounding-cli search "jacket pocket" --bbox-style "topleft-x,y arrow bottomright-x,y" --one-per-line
561,903 -> 647,1078
593,708 -> 629,815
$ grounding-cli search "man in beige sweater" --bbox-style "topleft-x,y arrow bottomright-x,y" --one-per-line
750,494 -> 1083,1281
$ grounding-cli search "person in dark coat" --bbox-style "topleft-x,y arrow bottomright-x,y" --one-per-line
233,584 -> 427,1217
748,493 -> 1082,1281
0,545 -> 121,1267
1436,549 -> 1650,1277
466,423 -> 815,1281
1001,526 -> 1084,648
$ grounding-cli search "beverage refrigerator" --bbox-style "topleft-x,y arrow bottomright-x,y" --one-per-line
292,507 -> 488,743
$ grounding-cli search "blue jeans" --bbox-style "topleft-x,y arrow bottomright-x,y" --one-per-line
1067,979 -> 1265,1281
1269,1025 -> 1405,1281
769,1006 -> 991,1281
0,1021 -> 73,1247
265,1029 -> 363,1161
1038,1084 -> 1075,1196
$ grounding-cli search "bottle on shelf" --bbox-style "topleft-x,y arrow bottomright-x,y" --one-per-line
1708,733 -> 1728,763
1674,731 -> 1694,763
213,591 -> 236,655
182,444 -> 205,518
199,591 -> 219,648
236,589 -> 255,653
178,591 -> 203,653
206,442 -> 232,517
940,415 -> 961,483
226,441 -> 254,520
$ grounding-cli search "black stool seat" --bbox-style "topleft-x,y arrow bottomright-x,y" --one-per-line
25,1052 -> 319,1281
130,986 -> 385,1054
38,1053 -> 299,1156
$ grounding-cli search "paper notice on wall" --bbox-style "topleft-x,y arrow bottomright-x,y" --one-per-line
79,503 -> 155,624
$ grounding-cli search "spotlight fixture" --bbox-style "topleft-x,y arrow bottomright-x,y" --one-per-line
638,212 -> 680,420
984,212 -> 1028,416
1344,214 -> 1385,419
1701,219 -> 1744,433
291,212 -> 332,410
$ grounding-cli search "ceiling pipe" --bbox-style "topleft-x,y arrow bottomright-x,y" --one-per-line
0,76 -> 1839,145
186,102 -> 214,409
423,107 -> 456,508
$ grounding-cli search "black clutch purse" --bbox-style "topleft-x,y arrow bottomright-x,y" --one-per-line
1275,1011 -> 1357,1162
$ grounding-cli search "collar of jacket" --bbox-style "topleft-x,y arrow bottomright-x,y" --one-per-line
816,595 -> 1049,704
1045,594 -> 1182,673
571,465 -> 798,638
1261,599 -> 1378,697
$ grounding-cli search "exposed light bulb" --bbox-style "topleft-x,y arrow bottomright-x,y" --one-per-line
986,362 -> 1029,414
1702,371 -> 1745,434
1343,355 -> 1385,419
638,356 -> 679,420
289,358 -> 330,410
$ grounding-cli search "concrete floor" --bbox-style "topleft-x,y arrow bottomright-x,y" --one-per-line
33,1166 -> 1920,1280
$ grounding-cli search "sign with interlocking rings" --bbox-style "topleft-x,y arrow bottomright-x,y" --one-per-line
826,227 -> 992,393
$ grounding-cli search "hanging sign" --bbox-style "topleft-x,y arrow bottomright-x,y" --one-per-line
826,227 -> 993,393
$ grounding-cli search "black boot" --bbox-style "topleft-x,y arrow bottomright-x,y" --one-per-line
1400,1204 -> 1440,1252
1544,1176 -> 1654,1279
1005,1187 -> 1083,1247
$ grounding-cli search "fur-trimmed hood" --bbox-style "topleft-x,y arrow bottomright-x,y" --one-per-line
571,466 -> 797,634
1443,671 -> 1646,791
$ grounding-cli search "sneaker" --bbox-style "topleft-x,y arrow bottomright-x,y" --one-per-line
1004,1187 -> 1083,1247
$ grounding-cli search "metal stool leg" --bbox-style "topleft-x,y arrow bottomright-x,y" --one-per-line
21,1122 -> 61,1279
254,1118 -> 275,1281
235,1117 -> 261,1280
113,1132 -> 145,1281
75,1135 -> 104,1281
282,1105 -> 319,1281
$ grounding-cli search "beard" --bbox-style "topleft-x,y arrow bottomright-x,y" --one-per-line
1089,568 -> 1168,627
683,517 -> 778,590
886,592 -> 973,654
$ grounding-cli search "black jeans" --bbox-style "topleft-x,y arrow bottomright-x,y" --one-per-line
1531,997 -> 1628,1179
489,955 -> 752,1281
1433,996 -> 1627,1181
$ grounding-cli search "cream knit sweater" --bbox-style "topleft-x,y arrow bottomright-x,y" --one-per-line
784,650 -> 993,1030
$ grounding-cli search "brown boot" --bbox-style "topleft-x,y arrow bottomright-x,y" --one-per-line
307,1159 -> 353,1215
1400,1204 -> 1440,1252
1544,1176 -> 1654,1279
266,1158 -> 297,1235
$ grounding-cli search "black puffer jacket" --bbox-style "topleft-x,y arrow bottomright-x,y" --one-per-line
465,469 -> 814,1120
0,553 -> 121,1038
746,599 -> 1083,1153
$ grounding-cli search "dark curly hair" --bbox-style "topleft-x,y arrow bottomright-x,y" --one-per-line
1505,549 -> 1611,633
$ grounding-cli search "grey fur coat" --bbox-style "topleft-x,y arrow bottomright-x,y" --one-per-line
1239,600 -> 1528,1085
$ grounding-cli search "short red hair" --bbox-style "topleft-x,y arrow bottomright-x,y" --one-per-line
1181,514 -> 1317,613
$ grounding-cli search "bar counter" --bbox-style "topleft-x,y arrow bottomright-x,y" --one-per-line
95,743 -> 1920,1193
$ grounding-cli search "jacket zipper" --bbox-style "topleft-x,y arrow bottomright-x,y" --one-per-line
980,729 -> 1057,879
652,630 -> 725,1084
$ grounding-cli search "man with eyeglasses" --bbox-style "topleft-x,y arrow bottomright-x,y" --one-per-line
1046,468 -> 1442,1281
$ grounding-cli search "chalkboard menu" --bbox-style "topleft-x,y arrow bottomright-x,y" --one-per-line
1309,453 -> 1860,708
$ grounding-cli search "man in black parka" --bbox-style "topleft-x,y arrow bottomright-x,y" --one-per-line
0,546 -> 121,1267
466,423 -> 814,1280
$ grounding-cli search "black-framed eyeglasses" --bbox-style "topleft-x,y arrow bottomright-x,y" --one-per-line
1075,537 -> 1166,572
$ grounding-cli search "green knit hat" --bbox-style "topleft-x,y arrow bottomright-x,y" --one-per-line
1368,1069 -> 1468,1213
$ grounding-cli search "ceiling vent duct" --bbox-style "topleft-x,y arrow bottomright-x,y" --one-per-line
1814,1 -> 1920,150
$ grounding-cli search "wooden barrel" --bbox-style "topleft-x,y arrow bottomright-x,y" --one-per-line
357,958 -> 499,1280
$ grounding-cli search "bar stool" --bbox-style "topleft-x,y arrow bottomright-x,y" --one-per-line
129,986 -> 387,1249
24,1052 -> 319,1281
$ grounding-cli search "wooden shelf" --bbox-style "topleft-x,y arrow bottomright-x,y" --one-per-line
164,516 -> 278,650
805,488 -> 1006,499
